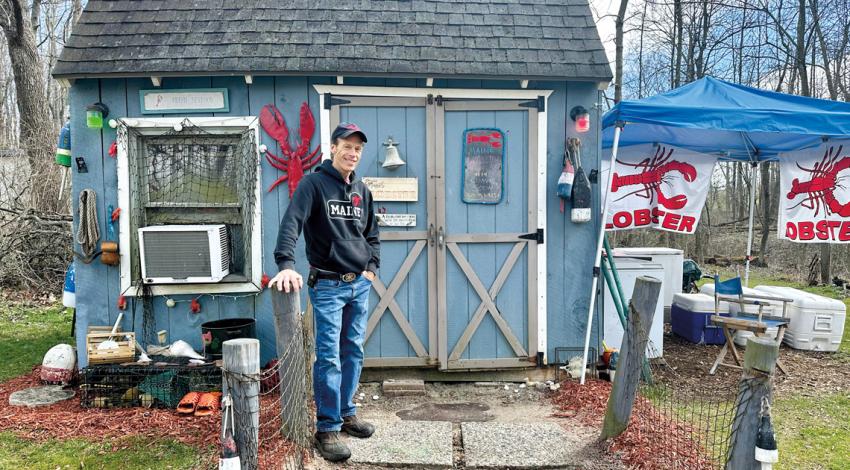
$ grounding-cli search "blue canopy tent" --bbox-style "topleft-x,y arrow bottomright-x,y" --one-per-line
579,77 -> 850,383
602,76 -> 850,160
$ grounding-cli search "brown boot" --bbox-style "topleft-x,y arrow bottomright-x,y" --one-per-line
314,431 -> 351,462
342,415 -> 375,438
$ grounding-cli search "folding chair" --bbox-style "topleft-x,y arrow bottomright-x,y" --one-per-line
708,275 -> 792,375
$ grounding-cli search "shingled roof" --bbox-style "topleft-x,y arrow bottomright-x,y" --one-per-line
53,0 -> 612,82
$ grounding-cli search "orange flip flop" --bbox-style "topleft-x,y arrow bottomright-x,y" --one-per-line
177,391 -> 202,414
194,392 -> 222,416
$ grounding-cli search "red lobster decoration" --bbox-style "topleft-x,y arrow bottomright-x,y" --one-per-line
259,102 -> 322,196
786,145 -> 850,216
610,146 -> 697,210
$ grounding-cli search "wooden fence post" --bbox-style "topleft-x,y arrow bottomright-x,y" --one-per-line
726,337 -> 779,469
222,338 -> 260,470
601,275 -> 662,440
271,289 -> 312,443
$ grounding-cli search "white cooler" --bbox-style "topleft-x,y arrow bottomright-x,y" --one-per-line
699,283 -> 781,346
603,258 -> 665,358
612,247 -> 684,311
754,285 -> 846,352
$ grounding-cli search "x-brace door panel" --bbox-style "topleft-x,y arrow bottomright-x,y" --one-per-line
330,97 -> 437,367
436,100 -> 541,370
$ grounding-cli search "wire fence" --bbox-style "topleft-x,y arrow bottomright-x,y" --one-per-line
631,342 -> 738,469
221,298 -> 313,470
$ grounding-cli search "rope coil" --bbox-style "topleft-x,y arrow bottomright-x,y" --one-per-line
76,189 -> 100,258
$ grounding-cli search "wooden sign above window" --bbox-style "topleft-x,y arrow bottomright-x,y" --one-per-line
140,89 -> 229,114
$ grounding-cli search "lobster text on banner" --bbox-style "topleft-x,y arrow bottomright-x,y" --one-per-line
603,144 -> 717,234
779,141 -> 850,244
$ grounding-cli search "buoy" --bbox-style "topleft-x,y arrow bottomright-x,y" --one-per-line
755,413 -> 779,469
41,344 -> 76,384
62,263 -> 76,308
55,122 -> 72,167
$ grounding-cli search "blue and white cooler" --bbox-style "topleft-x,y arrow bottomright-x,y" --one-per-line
671,293 -> 729,344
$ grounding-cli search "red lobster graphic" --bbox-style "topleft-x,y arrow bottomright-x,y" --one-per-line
786,145 -> 850,217
259,102 -> 322,196
610,146 -> 697,210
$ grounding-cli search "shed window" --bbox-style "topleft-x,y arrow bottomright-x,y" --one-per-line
117,118 -> 262,295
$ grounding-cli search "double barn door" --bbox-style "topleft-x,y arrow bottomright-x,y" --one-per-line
328,93 -> 542,370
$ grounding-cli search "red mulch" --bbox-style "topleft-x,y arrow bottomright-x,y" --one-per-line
552,380 -> 715,470
0,366 -> 298,469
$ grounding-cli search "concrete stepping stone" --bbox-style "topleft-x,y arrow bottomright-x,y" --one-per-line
462,422 -> 582,469
9,385 -> 75,407
347,420 -> 453,468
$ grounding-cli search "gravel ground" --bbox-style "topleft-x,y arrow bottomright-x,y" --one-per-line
305,382 -> 624,470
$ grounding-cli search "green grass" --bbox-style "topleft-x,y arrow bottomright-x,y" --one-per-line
0,432 -> 208,470
0,301 -> 75,381
697,267 -> 850,468
773,394 -> 850,470
0,301 -> 211,469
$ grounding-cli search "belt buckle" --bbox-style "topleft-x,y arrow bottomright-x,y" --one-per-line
342,272 -> 357,282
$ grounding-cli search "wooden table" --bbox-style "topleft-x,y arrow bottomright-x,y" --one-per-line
709,314 -> 790,375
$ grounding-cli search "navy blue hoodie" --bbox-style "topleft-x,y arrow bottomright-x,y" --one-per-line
274,159 -> 380,274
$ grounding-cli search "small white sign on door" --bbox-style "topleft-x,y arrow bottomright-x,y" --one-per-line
376,214 -> 416,227
362,177 -> 418,201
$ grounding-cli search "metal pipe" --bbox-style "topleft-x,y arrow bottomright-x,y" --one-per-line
581,124 -> 622,385
601,257 -> 626,326
744,161 -> 758,287
603,236 -> 629,323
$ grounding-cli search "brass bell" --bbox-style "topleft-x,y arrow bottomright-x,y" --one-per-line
382,137 -> 406,169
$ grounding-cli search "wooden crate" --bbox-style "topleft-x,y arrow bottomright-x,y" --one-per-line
86,332 -> 136,365
87,325 -> 122,334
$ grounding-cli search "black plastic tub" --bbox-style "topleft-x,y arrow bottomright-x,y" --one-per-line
201,318 -> 256,359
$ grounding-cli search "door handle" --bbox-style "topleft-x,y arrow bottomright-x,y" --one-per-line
437,226 -> 445,249
428,224 -> 435,247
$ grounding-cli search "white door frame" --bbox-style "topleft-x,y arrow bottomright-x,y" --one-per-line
313,84 -> 551,364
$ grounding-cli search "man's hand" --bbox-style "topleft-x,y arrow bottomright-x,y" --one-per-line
269,269 -> 303,293
362,270 -> 376,282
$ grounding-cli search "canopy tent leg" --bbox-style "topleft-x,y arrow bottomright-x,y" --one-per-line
581,124 -> 622,385
744,161 -> 758,287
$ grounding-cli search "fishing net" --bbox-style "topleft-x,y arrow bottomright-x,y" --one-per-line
119,118 -> 259,343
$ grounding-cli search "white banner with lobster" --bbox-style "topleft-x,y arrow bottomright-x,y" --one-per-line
779,140 -> 850,243
604,144 -> 716,233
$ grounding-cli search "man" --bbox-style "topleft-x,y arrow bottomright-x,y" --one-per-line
270,122 -> 379,462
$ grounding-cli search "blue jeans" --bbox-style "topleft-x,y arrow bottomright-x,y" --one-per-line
308,275 -> 371,432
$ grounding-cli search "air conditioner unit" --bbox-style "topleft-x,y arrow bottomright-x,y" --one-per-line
138,224 -> 230,284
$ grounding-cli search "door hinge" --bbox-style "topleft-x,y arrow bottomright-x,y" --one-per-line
519,228 -> 544,244
519,96 -> 545,112
323,93 -> 350,109
427,94 -> 434,105
435,95 -> 443,106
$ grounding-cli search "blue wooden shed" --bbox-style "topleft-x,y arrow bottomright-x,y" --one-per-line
53,0 -> 612,373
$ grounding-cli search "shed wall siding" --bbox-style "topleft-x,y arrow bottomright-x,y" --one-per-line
70,76 -> 602,367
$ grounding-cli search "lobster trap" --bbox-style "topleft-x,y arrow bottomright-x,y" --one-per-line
80,357 -> 221,409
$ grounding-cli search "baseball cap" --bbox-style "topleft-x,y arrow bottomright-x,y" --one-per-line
331,122 -> 368,143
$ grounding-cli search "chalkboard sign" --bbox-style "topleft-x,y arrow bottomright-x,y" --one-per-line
462,129 -> 504,204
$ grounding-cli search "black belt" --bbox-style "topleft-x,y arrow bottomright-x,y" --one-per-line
315,271 -> 359,282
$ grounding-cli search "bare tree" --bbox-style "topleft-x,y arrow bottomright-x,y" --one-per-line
0,0 -> 59,211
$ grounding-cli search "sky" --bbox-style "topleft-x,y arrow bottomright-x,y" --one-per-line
590,0 -> 619,68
